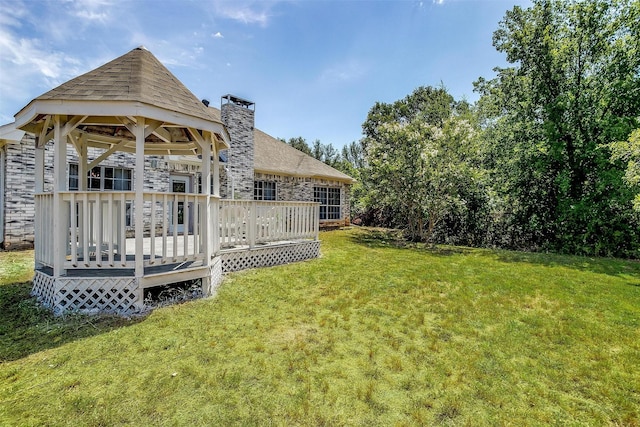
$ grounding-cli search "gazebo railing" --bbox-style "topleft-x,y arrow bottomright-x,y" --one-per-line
34,193 -> 55,268
34,191 -> 213,270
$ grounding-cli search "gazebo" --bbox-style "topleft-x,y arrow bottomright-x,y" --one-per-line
13,47 -> 319,314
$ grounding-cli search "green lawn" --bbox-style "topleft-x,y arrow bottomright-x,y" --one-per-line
1,228 -> 639,426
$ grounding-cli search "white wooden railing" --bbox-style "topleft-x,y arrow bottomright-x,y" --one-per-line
34,193 -> 319,271
63,191 -> 133,269
34,193 -> 54,268
33,191 -> 213,270
143,192 -> 212,267
219,200 -> 319,249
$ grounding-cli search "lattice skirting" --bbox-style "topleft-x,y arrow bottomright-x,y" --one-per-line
221,241 -> 320,273
32,271 -> 139,315
204,256 -> 223,296
30,241 -> 317,315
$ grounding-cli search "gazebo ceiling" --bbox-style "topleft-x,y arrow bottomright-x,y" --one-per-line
14,47 -> 229,155
22,112 -> 228,156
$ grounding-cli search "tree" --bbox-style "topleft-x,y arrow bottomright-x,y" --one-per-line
361,86 -> 483,243
610,129 -> 640,212
284,137 -> 312,156
475,0 -> 640,256
335,140 -> 365,177
284,137 -> 343,167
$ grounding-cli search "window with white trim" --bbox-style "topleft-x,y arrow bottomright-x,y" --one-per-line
68,164 -> 133,191
314,187 -> 341,220
254,181 -> 277,201
68,164 -> 133,226
69,164 -> 79,190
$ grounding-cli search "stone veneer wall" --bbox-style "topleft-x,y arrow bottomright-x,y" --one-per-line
254,172 -> 351,224
221,100 -> 254,200
3,134 -> 52,248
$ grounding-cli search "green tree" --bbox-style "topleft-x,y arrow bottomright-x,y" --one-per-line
283,137 -> 312,156
284,137 -> 343,168
335,141 -> 365,177
610,129 -> 640,212
361,86 -> 483,243
475,0 -> 640,256
318,141 -> 341,168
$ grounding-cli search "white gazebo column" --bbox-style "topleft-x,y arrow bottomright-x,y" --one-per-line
201,140 -> 212,293
33,138 -> 45,270
34,139 -> 45,193
211,141 -> 221,256
78,133 -> 88,191
52,115 -> 67,277
134,117 -> 145,282
212,145 -> 220,198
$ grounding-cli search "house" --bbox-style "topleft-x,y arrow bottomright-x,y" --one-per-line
0,47 -> 354,314
1,55 -> 354,251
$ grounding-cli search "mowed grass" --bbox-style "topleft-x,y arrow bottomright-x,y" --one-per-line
1,228 -> 639,426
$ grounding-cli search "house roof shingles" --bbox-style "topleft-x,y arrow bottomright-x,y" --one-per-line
253,129 -> 354,183
206,107 -> 354,183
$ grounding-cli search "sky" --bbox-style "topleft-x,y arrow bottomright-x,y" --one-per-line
0,0 -> 531,150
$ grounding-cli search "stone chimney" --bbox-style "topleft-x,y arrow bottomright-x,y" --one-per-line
221,94 -> 255,199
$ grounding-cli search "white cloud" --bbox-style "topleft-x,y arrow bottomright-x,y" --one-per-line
213,32 -> 224,38
69,0 -> 113,23
0,29 -> 87,117
0,0 -> 28,28
74,9 -> 109,22
211,1 -> 275,26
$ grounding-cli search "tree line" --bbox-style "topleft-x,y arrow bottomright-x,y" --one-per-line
284,0 -> 640,258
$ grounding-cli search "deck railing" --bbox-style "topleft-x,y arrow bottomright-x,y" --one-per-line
219,200 -> 319,249
34,193 -> 54,268
33,192 -> 211,270
143,192 -> 212,267
34,193 -> 319,271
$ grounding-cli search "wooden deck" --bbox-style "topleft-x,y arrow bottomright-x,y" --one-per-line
32,196 -> 320,314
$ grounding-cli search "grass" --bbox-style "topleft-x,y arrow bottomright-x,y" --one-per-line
1,227 -> 639,426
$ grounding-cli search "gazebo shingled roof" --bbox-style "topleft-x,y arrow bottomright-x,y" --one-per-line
34,47 -> 215,122
14,46 -> 229,155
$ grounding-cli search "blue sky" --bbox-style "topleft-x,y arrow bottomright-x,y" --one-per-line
0,0 -> 530,149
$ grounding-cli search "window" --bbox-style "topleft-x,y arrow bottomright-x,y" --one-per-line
197,174 -> 215,195
254,181 -> 277,201
69,164 -> 79,190
69,164 -> 132,191
314,187 -> 341,220
90,166 -> 132,191
68,164 -> 134,227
